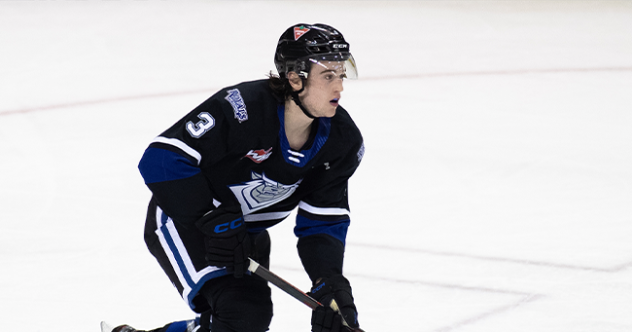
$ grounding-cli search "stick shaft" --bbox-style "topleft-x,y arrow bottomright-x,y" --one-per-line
248,258 -> 321,310
247,259 -> 365,332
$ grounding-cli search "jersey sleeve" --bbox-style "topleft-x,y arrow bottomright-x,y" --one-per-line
295,135 -> 365,282
138,94 -> 232,226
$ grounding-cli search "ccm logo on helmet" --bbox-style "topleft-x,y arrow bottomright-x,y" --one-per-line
213,218 -> 243,234
332,44 -> 348,48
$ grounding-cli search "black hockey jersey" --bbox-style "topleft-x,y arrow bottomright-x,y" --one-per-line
138,79 -> 364,247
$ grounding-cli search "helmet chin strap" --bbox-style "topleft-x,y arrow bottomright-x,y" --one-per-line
290,77 -> 316,119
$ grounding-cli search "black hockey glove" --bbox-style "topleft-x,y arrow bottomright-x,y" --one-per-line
308,275 -> 360,332
195,205 -> 251,278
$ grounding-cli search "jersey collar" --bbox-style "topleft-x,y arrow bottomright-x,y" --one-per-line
277,104 -> 331,167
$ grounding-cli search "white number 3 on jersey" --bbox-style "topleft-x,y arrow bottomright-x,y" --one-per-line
186,112 -> 215,138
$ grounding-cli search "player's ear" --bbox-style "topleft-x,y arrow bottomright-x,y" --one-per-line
287,71 -> 303,92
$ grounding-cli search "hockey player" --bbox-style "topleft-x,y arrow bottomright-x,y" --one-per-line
108,23 -> 364,332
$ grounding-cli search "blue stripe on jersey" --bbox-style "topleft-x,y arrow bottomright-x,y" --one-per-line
277,105 -> 331,167
138,147 -> 201,184
294,214 -> 350,246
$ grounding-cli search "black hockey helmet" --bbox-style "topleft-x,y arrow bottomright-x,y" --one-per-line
274,23 -> 358,80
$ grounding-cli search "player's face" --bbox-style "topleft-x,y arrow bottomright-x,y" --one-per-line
300,61 -> 346,118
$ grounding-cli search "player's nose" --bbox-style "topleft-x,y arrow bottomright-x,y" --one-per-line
334,78 -> 344,93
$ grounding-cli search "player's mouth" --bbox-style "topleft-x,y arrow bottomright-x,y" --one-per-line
330,98 -> 339,106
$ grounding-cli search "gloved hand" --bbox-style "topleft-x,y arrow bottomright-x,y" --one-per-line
308,275 -> 360,332
195,205 -> 251,278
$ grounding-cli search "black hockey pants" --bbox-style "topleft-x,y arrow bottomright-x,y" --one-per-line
146,230 -> 273,332
200,230 -> 273,332
144,197 -> 273,331
199,268 -> 272,331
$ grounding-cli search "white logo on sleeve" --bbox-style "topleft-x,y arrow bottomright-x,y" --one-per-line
229,172 -> 302,215
225,89 -> 248,123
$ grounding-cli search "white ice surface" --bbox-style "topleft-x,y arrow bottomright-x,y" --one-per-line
1,1 -> 632,331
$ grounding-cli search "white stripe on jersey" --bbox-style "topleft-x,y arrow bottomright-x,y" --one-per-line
298,201 -> 350,216
152,136 -> 203,166
244,210 -> 293,222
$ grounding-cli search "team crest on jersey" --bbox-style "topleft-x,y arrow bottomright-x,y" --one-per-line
243,147 -> 273,164
229,172 -> 302,215
294,26 -> 310,40
225,89 -> 248,123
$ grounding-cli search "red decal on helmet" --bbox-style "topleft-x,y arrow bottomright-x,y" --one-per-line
294,26 -> 310,41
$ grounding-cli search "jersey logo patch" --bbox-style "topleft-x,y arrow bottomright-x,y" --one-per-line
357,142 -> 365,162
243,147 -> 273,164
294,26 -> 310,40
225,89 -> 248,123
229,171 -> 302,215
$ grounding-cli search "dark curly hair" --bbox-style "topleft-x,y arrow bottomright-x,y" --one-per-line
267,71 -> 309,102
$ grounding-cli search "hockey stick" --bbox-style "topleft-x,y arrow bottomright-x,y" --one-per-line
248,258 -> 322,309
248,258 -> 365,332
